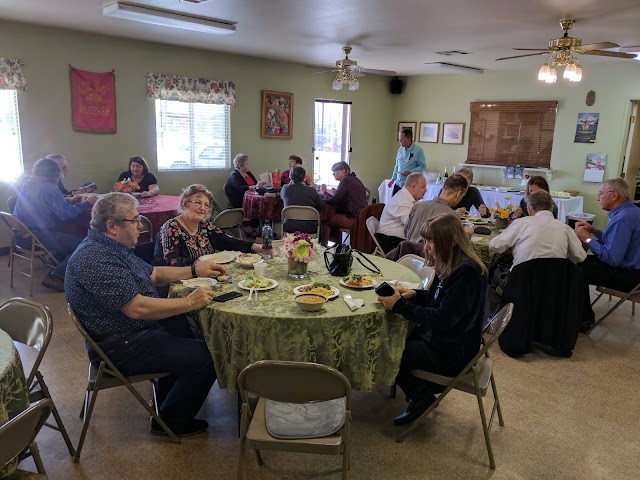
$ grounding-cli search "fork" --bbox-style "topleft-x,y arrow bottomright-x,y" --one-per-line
246,287 -> 254,301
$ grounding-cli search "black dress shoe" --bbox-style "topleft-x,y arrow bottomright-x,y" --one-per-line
150,418 -> 208,437
394,396 -> 436,426
41,274 -> 65,292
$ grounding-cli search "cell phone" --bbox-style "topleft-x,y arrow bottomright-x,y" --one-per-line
212,291 -> 243,302
375,282 -> 395,297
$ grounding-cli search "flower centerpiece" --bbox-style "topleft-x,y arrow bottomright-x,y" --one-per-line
280,231 -> 315,278
113,178 -> 140,194
489,196 -> 517,229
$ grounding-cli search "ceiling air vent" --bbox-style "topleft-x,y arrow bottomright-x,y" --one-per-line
424,62 -> 484,74
434,50 -> 472,56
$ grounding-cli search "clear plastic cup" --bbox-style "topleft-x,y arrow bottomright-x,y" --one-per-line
253,262 -> 268,277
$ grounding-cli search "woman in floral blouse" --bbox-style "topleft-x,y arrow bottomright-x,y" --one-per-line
156,184 -> 271,266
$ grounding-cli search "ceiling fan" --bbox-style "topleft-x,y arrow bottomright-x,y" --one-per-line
495,19 -> 637,62
311,46 -> 396,91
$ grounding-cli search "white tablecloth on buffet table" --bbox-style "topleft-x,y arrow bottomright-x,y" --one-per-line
378,179 -> 584,223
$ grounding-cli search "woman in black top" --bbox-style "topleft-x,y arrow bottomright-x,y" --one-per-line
514,176 -> 558,219
378,213 -> 488,425
225,153 -> 265,209
117,156 -> 159,197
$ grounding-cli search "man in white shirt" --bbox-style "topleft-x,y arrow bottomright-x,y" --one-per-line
489,190 -> 586,269
376,173 -> 426,253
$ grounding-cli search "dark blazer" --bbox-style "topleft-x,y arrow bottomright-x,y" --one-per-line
281,182 -> 324,234
226,169 -> 258,208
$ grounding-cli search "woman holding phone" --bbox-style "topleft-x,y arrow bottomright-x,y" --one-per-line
378,213 -> 488,426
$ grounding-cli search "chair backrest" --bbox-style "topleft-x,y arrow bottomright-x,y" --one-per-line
213,208 -> 245,229
0,298 -> 52,386
238,360 -> 351,409
223,183 -> 234,208
365,216 -> 385,257
139,215 -> 152,238
464,304 -> 514,372
352,203 -> 385,253
0,399 -> 53,469
281,206 -> 321,238
397,254 -> 435,289
0,211 -> 59,262
7,195 -> 17,214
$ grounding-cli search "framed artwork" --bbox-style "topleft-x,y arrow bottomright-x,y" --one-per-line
261,90 -> 293,139
442,122 -> 465,145
574,112 -> 599,143
418,122 -> 439,143
397,121 -> 417,140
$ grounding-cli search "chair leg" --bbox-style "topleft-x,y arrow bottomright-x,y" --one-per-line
586,297 -> 628,334
28,252 -> 35,297
29,441 -> 47,475
36,372 -> 76,456
74,370 -> 104,463
474,380 -> 496,469
489,373 -> 505,427
591,291 -> 605,307
254,449 -> 264,466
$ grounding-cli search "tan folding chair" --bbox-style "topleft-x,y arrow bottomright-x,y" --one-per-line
397,254 -> 435,290
139,214 -> 152,238
396,304 -> 514,470
213,208 -> 246,240
237,361 -> 352,480
68,305 -> 180,463
7,195 -> 17,213
364,216 -> 385,257
0,298 -> 75,457
281,206 -> 321,239
0,212 -> 59,296
587,281 -> 640,334
0,399 -> 53,479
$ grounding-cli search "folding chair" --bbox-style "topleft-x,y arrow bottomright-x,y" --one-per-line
397,254 -> 435,290
7,195 -> 17,213
68,305 -> 180,463
365,217 -> 385,257
281,206 -> 321,239
0,399 -> 53,479
213,208 -> 246,240
0,212 -> 59,296
396,303 -> 514,470
238,361 -> 352,480
587,280 -> 640,334
0,298 -> 75,458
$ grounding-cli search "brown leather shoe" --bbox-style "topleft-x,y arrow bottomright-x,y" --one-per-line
42,274 -> 65,292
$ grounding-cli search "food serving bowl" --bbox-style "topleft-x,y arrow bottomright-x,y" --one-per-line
294,293 -> 327,312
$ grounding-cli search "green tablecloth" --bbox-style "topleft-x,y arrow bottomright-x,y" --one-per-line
0,329 -> 29,479
470,227 -> 513,269
171,253 -> 420,394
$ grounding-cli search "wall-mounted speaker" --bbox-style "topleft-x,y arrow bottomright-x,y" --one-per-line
389,77 -> 404,95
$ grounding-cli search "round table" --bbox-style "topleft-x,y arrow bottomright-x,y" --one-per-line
0,328 -> 29,478
171,252 -> 419,393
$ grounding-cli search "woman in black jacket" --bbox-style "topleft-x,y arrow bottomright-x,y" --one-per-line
225,153 -> 265,208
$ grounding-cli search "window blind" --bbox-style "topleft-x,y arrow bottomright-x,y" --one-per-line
0,90 -> 23,181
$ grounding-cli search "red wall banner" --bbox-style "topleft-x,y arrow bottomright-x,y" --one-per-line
70,66 -> 116,133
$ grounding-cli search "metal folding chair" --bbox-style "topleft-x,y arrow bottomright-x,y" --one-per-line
587,281 -> 640,334
213,208 -> 246,239
397,254 -> 435,290
281,205 -> 321,239
364,216 -> 385,257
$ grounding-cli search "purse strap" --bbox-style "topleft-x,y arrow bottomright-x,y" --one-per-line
352,249 -> 381,275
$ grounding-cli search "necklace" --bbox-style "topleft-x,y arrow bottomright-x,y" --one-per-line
178,215 -> 199,236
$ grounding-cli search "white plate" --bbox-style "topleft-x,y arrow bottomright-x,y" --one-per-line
238,278 -> 278,291
199,251 -> 240,264
181,278 -> 218,288
477,186 -> 494,191
235,253 -> 262,267
293,284 -> 340,300
339,278 -> 377,290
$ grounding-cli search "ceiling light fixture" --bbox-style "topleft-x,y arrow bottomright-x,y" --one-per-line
331,47 -> 359,91
537,51 -> 582,84
103,2 -> 236,35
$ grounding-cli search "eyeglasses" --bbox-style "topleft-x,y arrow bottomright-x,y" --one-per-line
188,200 -> 210,209
597,190 -> 615,198
117,215 -> 143,224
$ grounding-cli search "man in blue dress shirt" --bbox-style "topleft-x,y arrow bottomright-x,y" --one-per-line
388,127 -> 427,196
575,177 -> 640,328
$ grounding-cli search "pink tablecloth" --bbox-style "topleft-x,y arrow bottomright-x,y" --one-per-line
136,195 -> 181,236
242,191 -> 334,224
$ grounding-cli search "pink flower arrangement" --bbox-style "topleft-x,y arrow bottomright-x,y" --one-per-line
280,232 -> 315,263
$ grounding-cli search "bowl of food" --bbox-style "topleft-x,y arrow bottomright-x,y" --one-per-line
294,293 -> 327,312
235,253 -> 262,267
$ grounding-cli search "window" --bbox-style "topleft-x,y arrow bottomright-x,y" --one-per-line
155,99 -> 230,171
313,99 -> 352,186
467,101 -> 557,168
0,90 -> 23,181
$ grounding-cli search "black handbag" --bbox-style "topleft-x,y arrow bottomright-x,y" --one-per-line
324,244 -> 382,277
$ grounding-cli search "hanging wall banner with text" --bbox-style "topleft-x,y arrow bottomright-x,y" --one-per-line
70,66 -> 116,133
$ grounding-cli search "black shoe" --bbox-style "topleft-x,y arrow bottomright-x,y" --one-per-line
394,396 -> 436,426
41,274 -> 65,292
150,418 -> 208,437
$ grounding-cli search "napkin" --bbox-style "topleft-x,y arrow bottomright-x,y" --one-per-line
389,280 -> 421,290
343,295 -> 364,311
259,172 -> 271,185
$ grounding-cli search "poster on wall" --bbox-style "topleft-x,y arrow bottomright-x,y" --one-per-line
574,113 -> 599,143
261,90 -> 293,139
70,66 -> 116,133
583,153 -> 607,183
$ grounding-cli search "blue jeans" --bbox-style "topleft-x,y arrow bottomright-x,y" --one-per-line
88,317 -> 216,422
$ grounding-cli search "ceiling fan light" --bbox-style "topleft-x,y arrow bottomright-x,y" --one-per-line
572,65 -> 583,82
348,78 -> 359,91
332,79 -> 342,91
538,63 -> 551,81
545,68 -> 557,83
564,62 -> 577,79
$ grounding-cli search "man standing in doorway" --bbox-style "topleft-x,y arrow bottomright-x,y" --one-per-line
388,127 -> 426,196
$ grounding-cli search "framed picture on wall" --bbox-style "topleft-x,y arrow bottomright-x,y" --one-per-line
442,122 -> 465,144
261,90 -> 293,139
418,122 -> 439,143
397,121 -> 417,140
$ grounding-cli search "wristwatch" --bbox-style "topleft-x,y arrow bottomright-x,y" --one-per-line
585,238 -> 592,244
191,264 -> 197,278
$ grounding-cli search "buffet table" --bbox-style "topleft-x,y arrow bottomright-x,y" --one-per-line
171,252 -> 419,393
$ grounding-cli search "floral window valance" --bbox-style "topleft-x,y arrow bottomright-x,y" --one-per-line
146,73 -> 236,106
0,58 -> 27,90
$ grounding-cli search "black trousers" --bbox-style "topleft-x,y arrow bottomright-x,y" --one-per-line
392,183 -> 402,196
375,232 -> 404,254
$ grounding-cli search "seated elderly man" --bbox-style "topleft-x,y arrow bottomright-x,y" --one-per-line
376,173 -> 426,253
66,192 -> 225,437
574,177 -> 640,329
489,190 -> 586,269
45,153 -> 96,201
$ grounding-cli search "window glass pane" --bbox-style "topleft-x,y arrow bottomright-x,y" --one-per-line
313,100 -> 351,187
0,90 -> 23,181
156,99 -> 230,171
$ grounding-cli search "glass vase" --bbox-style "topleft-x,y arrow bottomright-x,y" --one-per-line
288,258 -> 309,279
495,217 -> 509,230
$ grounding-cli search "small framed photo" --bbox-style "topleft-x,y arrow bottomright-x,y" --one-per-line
398,121 -> 417,140
261,90 -> 293,139
442,122 -> 465,145
418,122 -> 439,143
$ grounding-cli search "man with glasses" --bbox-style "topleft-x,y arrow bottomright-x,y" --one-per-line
66,192 -> 225,437
574,177 -> 640,330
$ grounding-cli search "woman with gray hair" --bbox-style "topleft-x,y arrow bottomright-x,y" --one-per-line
281,166 -> 324,234
225,153 -> 265,209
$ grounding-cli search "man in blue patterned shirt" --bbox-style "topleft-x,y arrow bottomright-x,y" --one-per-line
66,192 -> 226,437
